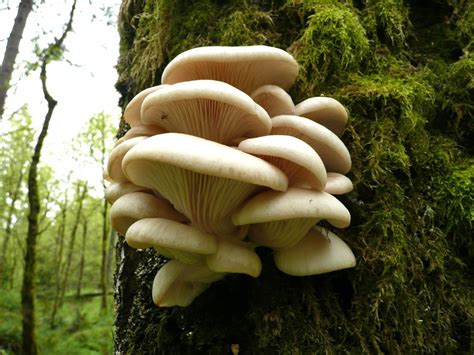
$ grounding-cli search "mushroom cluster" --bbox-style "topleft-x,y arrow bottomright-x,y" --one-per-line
106,46 -> 356,307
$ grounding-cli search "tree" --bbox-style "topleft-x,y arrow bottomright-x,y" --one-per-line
21,1 -> 77,353
0,0 -> 34,119
82,112 -> 116,312
113,1 -> 473,353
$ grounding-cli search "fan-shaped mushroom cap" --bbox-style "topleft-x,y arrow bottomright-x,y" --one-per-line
107,136 -> 147,182
126,218 -> 217,264
206,239 -> 262,277
122,133 -> 288,236
124,85 -> 169,127
238,135 -> 327,190
161,46 -> 299,94
110,192 -> 187,235
274,227 -> 356,276
152,260 -> 225,307
295,97 -> 348,137
115,125 -> 166,146
324,173 -> 353,195
271,115 -> 351,174
232,187 -> 350,248
141,80 -> 271,144
105,181 -> 152,204
250,85 -> 295,117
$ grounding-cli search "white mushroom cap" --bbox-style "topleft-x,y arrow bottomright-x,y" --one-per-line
124,85 -> 169,127
250,85 -> 295,117
295,97 -> 348,137
232,187 -> 351,248
107,136 -> 147,182
126,218 -> 217,264
274,227 -> 356,276
324,173 -> 353,195
141,80 -> 271,144
114,124 -> 166,147
271,115 -> 351,174
238,135 -> 327,190
161,46 -> 299,94
122,133 -> 288,236
105,181 -> 152,204
152,260 -> 225,307
110,192 -> 187,235
206,238 -> 262,277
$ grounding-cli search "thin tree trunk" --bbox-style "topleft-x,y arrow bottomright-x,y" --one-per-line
100,197 -> 108,312
0,0 -> 33,119
50,195 -> 69,327
21,2 -> 76,352
58,182 -> 87,306
76,220 -> 88,298
0,169 -> 24,280
106,228 -> 116,290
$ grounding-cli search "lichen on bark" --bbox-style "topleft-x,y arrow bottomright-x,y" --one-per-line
113,0 -> 473,353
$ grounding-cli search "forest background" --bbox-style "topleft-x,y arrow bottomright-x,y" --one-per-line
1,0 -> 473,354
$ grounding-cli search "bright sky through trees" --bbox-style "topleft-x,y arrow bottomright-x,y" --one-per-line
0,0 -> 121,191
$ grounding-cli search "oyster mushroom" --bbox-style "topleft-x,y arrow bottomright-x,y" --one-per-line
107,136 -> 147,182
161,45 -> 298,94
206,238 -> 262,277
324,172 -> 353,195
122,133 -> 288,236
114,124 -> 166,146
141,80 -> 271,144
153,260 -> 225,307
105,181 -> 152,204
110,192 -> 187,235
250,85 -> 295,117
271,115 -> 351,174
126,218 -> 217,264
274,227 -> 356,276
232,187 -> 350,248
295,97 -> 348,137
237,135 -> 327,190
124,85 -> 169,127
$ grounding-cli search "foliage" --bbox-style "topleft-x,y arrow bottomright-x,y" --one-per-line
115,0 -> 473,353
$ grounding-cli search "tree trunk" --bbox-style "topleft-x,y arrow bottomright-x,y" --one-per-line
21,2 -> 76,351
0,169 -> 24,281
99,197 -> 108,312
113,1 -> 472,353
58,182 -> 87,306
76,220 -> 88,298
0,0 -> 33,119
106,229 -> 116,290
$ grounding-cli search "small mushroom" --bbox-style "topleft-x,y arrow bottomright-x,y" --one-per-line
250,85 -> 295,117
206,238 -> 262,277
274,227 -> 356,276
141,80 -> 271,144
152,260 -> 225,307
110,192 -> 187,235
232,187 -> 350,248
161,46 -> 299,94
124,85 -> 169,127
271,115 -> 351,174
105,181 -> 152,204
126,218 -> 217,264
324,172 -> 353,195
106,136 -> 147,182
237,135 -> 327,190
122,133 -> 288,236
294,97 -> 348,137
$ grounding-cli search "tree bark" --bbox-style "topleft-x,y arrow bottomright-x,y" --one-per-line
113,1 -> 473,353
0,0 -> 33,119
21,2 -> 76,352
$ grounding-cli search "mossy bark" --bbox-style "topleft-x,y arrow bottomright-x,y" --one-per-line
114,0 -> 473,353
